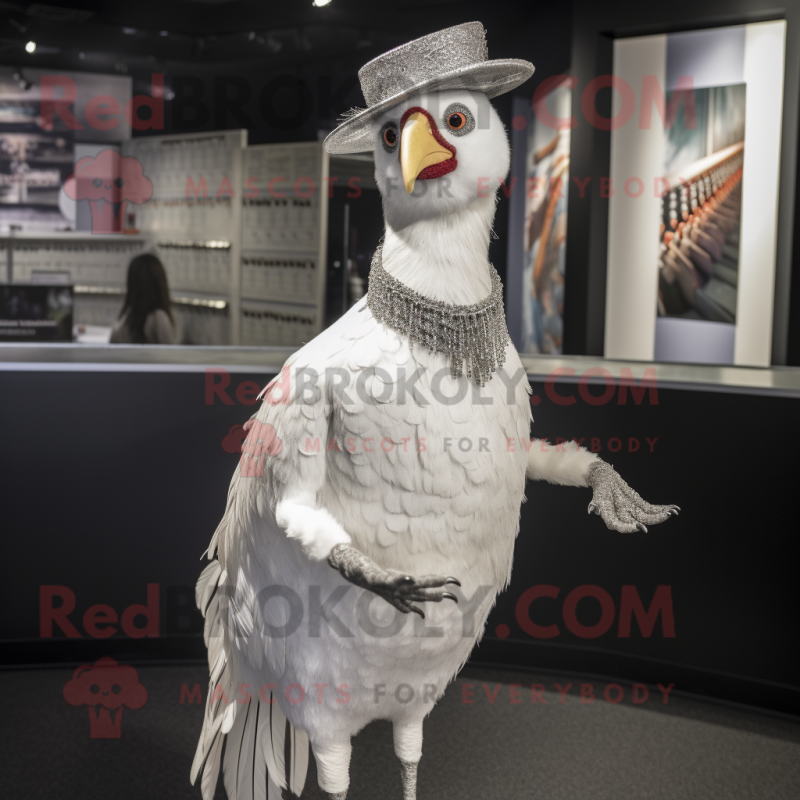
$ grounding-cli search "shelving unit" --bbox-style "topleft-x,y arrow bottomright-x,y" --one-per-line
122,129 -> 246,345
2,132 -> 332,348
241,141 -> 329,346
1,232 -> 149,328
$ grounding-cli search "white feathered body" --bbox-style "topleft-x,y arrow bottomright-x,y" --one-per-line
213,292 -> 531,743
194,92 -> 540,796
193,86 -> 665,799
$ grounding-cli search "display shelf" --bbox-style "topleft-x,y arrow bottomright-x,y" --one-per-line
243,143 -> 325,252
174,302 -> 230,346
133,197 -> 235,236
241,297 -> 316,348
2,233 -> 149,326
71,285 -> 230,340
123,133 -> 236,208
2,233 -> 148,287
1,232 -> 148,242
2,136 -> 331,348
74,285 -> 124,294
124,136 -> 330,346
243,196 -> 318,250
241,252 -> 317,304
169,290 -> 228,309
74,291 -> 125,329
170,290 -> 230,345
241,141 -> 329,344
157,239 -> 232,296
123,130 -> 247,345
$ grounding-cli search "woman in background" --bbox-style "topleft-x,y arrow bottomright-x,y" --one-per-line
110,253 -> 177,344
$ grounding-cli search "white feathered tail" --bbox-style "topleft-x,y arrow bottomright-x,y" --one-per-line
190,559 -> 310,799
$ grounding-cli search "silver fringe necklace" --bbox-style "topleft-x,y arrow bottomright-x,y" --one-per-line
364,245 -> 510,386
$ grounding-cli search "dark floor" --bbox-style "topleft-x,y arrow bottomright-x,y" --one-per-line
2,663 -> 799,799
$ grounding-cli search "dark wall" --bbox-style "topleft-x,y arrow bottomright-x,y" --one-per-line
111,4 -> 572,144
2,365 -> 798,717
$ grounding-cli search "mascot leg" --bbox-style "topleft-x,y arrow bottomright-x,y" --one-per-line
312,736 -> 352,799
393,718 -> 423,800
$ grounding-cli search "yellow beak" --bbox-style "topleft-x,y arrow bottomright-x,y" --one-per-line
400,111 -> 453,194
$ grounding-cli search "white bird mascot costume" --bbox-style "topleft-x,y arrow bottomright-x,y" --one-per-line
191,22 -> 678,800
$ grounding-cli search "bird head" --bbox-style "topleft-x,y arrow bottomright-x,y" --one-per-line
372,89 -> 510,229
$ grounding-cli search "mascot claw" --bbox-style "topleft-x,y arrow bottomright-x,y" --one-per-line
586,461 -> 680,534
328,543 -> 461,618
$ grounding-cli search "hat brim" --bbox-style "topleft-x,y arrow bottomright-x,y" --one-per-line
323,58 -> 535,155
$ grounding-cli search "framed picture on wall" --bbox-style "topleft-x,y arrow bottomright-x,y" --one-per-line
507,77 -> 573,355
605,21 -> 786,366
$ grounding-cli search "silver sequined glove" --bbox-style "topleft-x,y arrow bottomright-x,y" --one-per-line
586,461 -> 679,533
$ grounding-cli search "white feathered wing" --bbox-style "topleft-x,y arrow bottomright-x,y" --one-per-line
190,559 -> 309,799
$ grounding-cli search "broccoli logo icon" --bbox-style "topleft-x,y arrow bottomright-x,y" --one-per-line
221,424 -> 248,454
63,657 -> 147,738
239,419 -> 282,477
64,149 -> 153,234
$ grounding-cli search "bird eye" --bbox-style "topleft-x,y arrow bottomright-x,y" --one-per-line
442,103 -> 475,137
380,122 -> 398,153
448,113 -> 466,130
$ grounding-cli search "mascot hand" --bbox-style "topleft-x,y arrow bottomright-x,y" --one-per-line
328,543 -> 460,619
586,461 -> 679,533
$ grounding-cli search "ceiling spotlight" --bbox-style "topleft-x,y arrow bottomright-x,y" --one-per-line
312,0 -> 332,7
248,31 -> 256,41
123,27 -> 136,35
79,52 -> 85,59
160,30 -> 169,37
25,41 -> 36,54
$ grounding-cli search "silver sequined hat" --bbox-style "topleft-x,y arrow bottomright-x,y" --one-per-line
323,22 -> 534,155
